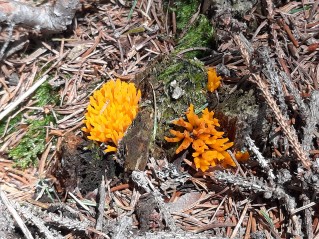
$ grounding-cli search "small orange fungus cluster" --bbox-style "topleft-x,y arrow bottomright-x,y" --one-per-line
207,67 -> 222,92
82,79 -> 141,153
235,151 -> 250,162
165,104 -> 236,172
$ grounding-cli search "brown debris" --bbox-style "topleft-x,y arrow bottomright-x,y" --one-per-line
0,0 -> 318,238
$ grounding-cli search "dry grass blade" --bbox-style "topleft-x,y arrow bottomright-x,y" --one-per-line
230,202 -> 250,239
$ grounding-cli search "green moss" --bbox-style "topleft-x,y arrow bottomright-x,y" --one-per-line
34,82 -> 59,107
9,114 -> 54,168
174,0 -> 200,31
6,78 -> 60,168
176,15 -> 213,58
0,82 -> 59,136
1,79 -> 59,138
0,114 -> 22,136
155,57 -> 208,143
0,70 -> 61,168
167,0 -> 213,58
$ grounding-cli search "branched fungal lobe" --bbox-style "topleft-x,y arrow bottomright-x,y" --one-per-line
165,104 -> 235,172
82,79 -> 141,153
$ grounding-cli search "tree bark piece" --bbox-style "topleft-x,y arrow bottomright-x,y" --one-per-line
0,0 -> 79,32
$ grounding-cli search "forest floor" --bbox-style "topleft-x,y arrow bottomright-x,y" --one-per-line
0,0 -> 319,238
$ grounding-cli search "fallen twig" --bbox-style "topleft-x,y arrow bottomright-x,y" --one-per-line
0,189 -> 34,239
0,0 -> 79,32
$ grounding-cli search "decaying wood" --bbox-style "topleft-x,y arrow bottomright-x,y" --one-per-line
0,0 -> 318,238
132,170 -> 177,231
96,176 -> 106,231
0,0 -> 79,32
17,203 -> 63,239
245,136 -> 275,180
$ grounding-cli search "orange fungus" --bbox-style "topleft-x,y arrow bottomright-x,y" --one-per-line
165,104 -> 235,172
207,67 -> 222,92
82,79 -> 141,153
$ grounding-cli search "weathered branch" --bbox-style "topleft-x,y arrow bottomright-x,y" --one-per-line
233,33 -> 312,170
246,136 -> 275,180
0,189 -> 34,239
0,0 -> 79,32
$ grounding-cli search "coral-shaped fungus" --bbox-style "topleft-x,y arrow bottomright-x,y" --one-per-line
82,79 -> 141,153
165,104 -> 235,172
207,67 -> 222,92
235,151 -> 250,162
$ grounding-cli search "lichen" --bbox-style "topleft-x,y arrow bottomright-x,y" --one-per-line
211,0 -> 257,17
213,86 -> 267,150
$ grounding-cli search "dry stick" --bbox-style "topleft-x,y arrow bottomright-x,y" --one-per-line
251,73 -> 311,169
227,150 -> 246,177
230,202 -> 250,239
308,0 -> 319,22
0,75 -> 48,121
95,175 -> 106,231
0,51 -> 68,121
290,201 -> 316,215
17,204 -> 59,239
177,47 -> 211,56
0,189 -> 34,239
252,20 -> 267,40
0,0 -> 79,32
245,136 -> 275,180
68,192 -> 91,212
233,34 -> 311,169
0,23 -> 14,60
209,195 -> 227,223
38,142 -> 52,177
244,212 -> 253,239
292,196 -> 315,239
278,19 -> 299,48
5,40 -> 29,58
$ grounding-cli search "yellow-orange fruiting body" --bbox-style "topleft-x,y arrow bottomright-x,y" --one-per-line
165,104 -> 235,172
235,151 -> 250,162
207,67 -> 222,92
82,79 -> 141,152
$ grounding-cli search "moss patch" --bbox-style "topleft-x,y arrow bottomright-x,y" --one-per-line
176,15 -> 213,58
174,0 -> 200,31
9,115 -> 54,168
0,114 -> 22,137
170,0 -> 213,58
4,80 -> 60,168
34,82 -> 60,107
152,57 -> 208,146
